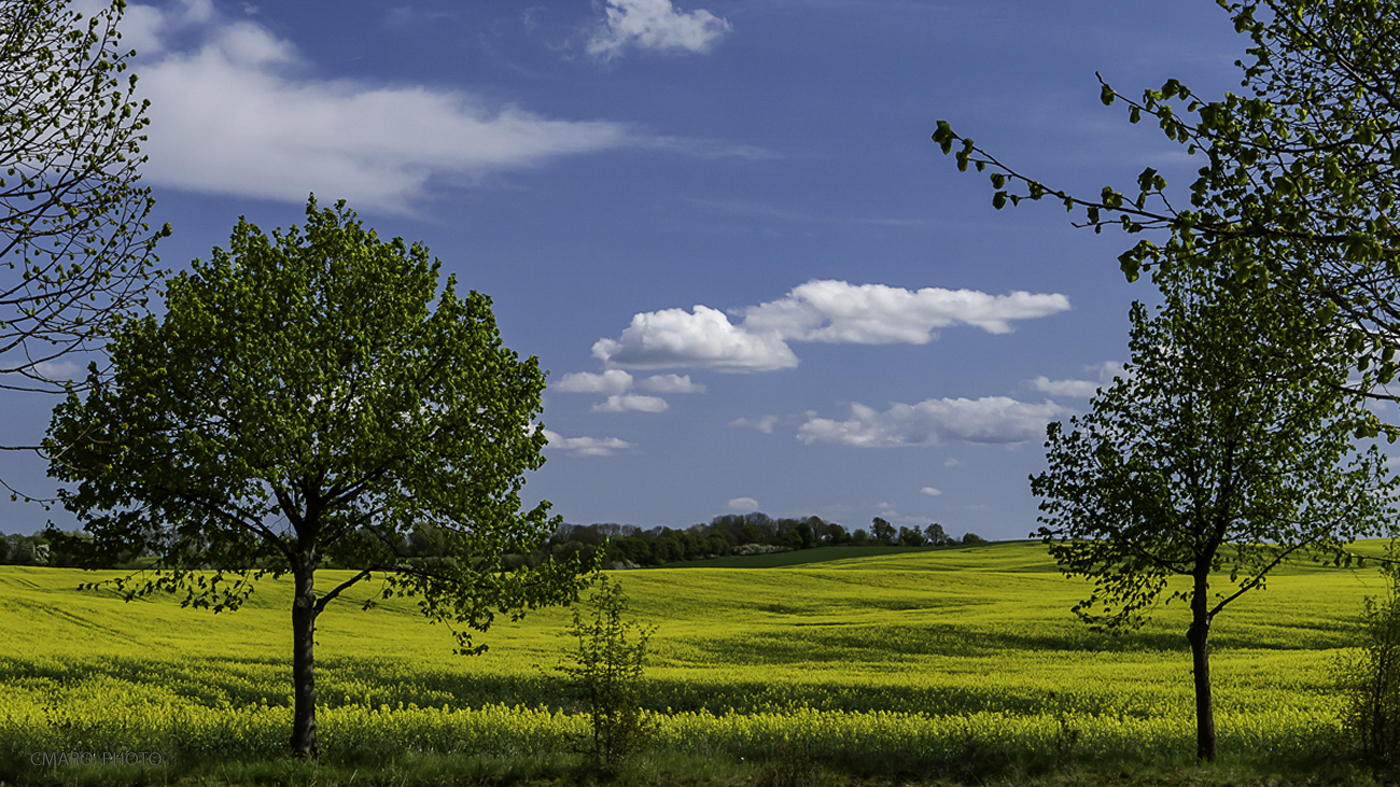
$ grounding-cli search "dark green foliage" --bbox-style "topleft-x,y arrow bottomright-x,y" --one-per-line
923,524 -> 954,546
871,517 -> 895,545
548,514 -> 895,568
898,526 -> 925,547
554,576 -> 656,771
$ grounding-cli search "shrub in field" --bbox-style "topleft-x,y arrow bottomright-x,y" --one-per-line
553,575 -> 656,771
1338,561 -> 1400,762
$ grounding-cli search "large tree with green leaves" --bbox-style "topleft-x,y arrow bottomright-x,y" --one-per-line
932,0 -> 1400,415
1031,260 -> 1396,762
1,0 -> 167,402
45,198 -> 592,761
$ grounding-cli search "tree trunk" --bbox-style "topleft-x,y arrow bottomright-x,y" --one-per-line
1187,571 -> 1217,762
290,563 -> 319,760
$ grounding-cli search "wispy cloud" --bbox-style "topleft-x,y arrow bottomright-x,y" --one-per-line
1027,361 -> 1126,398
542,428 -> 634,457
729,415 -> 780,434
129,3 -> 630,211
586,0 -> 731,61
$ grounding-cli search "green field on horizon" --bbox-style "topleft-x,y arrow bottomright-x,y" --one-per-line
0,539 -> 1391,769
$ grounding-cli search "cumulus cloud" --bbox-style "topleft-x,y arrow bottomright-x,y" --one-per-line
729,415 -> 780,434
587,0 -> 731,60
727,496 -> 759,512
127,3 -> 631,210
593,281 -> 1069,372
593,394 -> 669,413
554,370 -> 635,395
796,397 -> 1074,447
638,373 -> 706,393
541,428 -> 633,457
1027,361 -> 1127,398
742,280 -> 1071,342
920,487 -> 942,496
592,304 -> 799,372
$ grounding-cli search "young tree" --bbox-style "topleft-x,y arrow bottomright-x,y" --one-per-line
45,198 -> 592,760
1030,261 -> 1396,762
1,0 -> 168,401
931,1 -> 1400,419
553,575 -> 656,771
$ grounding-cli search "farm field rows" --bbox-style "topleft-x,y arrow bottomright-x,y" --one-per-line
0,540 -> 1388,776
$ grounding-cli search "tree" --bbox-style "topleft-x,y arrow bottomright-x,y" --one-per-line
923,523 -> 953,546
0,0 -> 168,403
931,0 -> 1400,420
1030,260 -> 1396,761
45,198 -> 592,760
870,517 -> 895,545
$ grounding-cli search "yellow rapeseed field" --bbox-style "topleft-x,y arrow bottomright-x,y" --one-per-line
0,540 -> 1386,768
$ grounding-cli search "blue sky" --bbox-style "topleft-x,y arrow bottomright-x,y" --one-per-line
3,0 -> 1252,538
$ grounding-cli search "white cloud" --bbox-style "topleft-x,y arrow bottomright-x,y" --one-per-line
554,370 -> 635,395
920,487 -> 942,496
796,397 -> 1074,447
592,281 -> 1069,373
32,360 -> 84,381
727,496 -> 759,512
729,415 -> 780,434
638,373 -> 706,393
742,280 -> 1071,342
592,304 -> 799,372
944,457 -> 964,467
593,394 -> 670,413
129,4 -> 631,211
541,428 -> 633,457
587,0 -> 731,61
1028,376 -> 1101,397
1027,361 -> 1127,398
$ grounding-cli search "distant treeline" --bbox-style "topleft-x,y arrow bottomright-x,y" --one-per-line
0,514 -> 985,570
0,532 -> 52,566
548,513 -> 985,568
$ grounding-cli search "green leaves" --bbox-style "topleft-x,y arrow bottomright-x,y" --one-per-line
932,120 -> 956,154
0,0 -> 164,398
49,194 -> 590,637
1033,256 -> 1395,638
